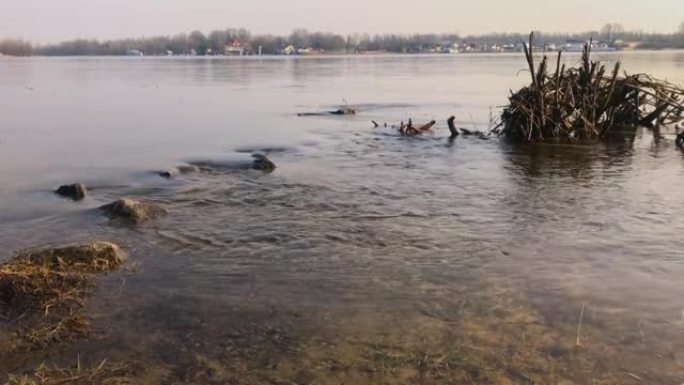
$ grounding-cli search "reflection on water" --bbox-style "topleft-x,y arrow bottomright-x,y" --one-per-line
1,52 -> 684,383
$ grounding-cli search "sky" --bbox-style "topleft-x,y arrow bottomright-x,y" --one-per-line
0,0 -> 682,43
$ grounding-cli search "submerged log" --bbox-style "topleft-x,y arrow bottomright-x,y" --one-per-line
417,120 -> 436,132
398,118 -> 436,136
447,116 -> 459,137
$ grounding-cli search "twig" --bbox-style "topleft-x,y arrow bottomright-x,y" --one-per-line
576,302 -> 586,346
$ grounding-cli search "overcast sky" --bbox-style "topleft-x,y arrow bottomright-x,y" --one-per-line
1,0 -> 682,43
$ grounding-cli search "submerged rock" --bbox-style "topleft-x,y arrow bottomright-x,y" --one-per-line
330,107 -> 356,115
252,154 -> 276,172
55,183 -> 87,201
13,241 -> 126,271
297,107 -> 357,117
100,198 -> 167,224
158,164 -> 200,178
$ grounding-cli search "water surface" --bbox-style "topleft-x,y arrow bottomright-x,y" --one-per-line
1,52 -> 683,384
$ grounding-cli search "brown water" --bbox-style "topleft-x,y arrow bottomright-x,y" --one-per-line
1,52 -> 684,384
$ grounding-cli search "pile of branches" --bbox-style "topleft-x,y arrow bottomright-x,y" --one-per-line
500,33 -> 684,142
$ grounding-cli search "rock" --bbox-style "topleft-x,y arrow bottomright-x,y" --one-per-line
99,198 -> 167,224
14,241 -> 126,271
55,183 -> 87,201
251,154 -> 276,172
297,107 -> 356,117
158,165 -> 200,178
330,107 -> 356,115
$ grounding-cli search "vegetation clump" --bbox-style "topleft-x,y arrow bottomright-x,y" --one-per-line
500,33 -> 684,142
0,242 -> 125,349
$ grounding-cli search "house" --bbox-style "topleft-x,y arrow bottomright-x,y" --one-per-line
225,40 -> 245,56
281,45 -> 295,55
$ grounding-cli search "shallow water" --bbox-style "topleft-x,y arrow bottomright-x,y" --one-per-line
1,52 -> 684,383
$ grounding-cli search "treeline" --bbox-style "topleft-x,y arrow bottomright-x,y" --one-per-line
0,39 -> 33,56
462,29 -> 684,49
1,24 -> 684,56
1,29 -> 464,56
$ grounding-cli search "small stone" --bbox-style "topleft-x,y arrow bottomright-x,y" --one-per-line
99,198 -> 167,224
158,165 -> 200,179
55,183 -> 87,201
251,154 -> 276,172
330,107 -> 356,115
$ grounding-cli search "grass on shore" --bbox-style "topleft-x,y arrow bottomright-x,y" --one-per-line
0,242 -> 125,350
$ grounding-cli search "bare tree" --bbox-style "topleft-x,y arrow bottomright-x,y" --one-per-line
0,39 -> 33,56
601,23 -> 624,42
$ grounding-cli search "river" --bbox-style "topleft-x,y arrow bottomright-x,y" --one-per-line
1,52 -> 683,384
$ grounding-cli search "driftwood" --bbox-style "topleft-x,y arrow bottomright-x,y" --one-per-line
370,116 -> 489,139
447,116 -> 459,137
446,116 -> 489,138
398,118 -> 436,136
501,32 -> 684,142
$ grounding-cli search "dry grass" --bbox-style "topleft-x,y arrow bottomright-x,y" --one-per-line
5,359 -> 129,385
0,242 -> 125,349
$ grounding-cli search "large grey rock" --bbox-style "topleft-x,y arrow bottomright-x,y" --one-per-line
55,183 -> 87,201
100,198 -> 167,224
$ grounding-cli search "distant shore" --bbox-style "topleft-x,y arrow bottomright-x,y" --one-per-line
2,26 -> 683,57
2,47 -> 684,59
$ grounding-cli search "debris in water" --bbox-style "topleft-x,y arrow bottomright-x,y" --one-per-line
398,118 -> 436,136
500,32 -> 684,142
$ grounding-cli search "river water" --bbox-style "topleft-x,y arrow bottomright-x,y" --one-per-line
1,52 -> 683,384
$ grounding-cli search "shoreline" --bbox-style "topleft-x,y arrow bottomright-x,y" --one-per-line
3,48 -> 684,59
